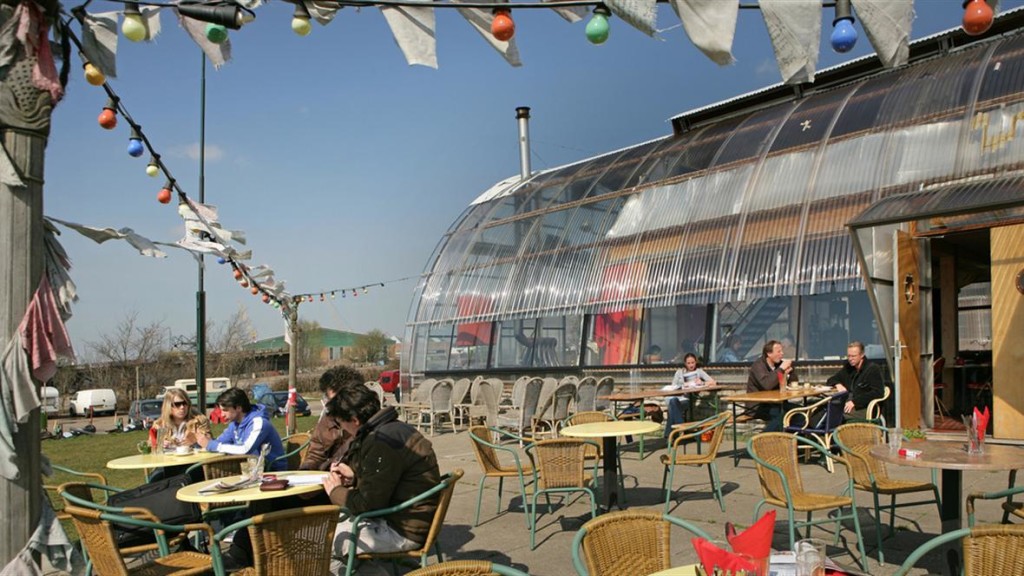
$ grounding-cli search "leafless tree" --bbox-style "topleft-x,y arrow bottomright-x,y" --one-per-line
295,319 -> 323,371
88,310 -> 168,365
209,305 -> 257,353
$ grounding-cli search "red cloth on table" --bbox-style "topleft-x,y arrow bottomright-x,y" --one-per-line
726,510 -> 775,560
692,538 -> 757,575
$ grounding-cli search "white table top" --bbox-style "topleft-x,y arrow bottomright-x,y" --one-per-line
107,450 -> 224,470
561,420 -> 662,439
177,471 -> 328,504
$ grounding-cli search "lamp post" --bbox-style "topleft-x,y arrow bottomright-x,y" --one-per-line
195,52 -> 207,413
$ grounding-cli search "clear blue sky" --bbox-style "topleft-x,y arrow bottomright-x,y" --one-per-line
45,1 -> 1021,359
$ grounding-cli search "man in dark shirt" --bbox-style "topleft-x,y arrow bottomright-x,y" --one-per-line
746,339 -> 794,432
826,341 -> 886,421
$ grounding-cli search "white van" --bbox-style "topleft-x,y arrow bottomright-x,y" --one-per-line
70,389 -> 117,417
40,386 -> 59,416
159,377 -> 232,406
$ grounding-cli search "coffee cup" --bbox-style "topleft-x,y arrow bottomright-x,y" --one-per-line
175,445 -> 190,455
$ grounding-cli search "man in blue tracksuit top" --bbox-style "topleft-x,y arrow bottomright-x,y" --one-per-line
196,387 -> 286,471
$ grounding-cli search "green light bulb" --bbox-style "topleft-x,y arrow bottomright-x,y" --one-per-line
586,10 -> 610,45
205,23 -> 228,44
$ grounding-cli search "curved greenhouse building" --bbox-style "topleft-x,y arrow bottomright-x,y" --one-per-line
403,13 -> 1024,439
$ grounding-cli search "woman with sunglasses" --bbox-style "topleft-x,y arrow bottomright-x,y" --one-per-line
148,389 -> 211,482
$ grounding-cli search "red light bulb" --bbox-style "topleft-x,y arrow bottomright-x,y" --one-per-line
240,280 -> 249,288
492,9 -> 515,42
98,107 -> 117,129
963,0 -> 994,36
233,269 -> 242,280
250,286 -> 259,295
262,294 -> 270,303
157,188 -> 172,204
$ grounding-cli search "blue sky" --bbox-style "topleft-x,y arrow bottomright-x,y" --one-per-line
45,1 -> 1021,359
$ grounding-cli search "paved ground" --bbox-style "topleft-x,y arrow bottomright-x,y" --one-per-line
47,422 -> 1020,575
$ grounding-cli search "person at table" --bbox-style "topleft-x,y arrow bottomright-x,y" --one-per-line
746,339 -> 794,432
301,365 -> 360,471
718,334 -> 744,363
664,353 -> 716,438
321,383 -> 440,574
147,389 -> 211,482
826,341 -> 886,421
195,387 -> 287,472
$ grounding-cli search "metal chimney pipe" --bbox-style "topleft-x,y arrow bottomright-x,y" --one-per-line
516,106 -> 531,181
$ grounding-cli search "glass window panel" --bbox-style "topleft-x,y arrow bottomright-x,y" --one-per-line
797,291 -> 881,360
830,74 -> 900,138
583,310 -> 642,366
493,319 -> 538,368
958,282 -> 991,351
538,316 -> 583,367
713,297 -> 794,363
771,88 -> 849,151
713,105 -> 792,167
425,324 -> 454,371
588,141 -> 662,196
977,35 -> 1024,103
663,115 -> 747,179
640,304 -> 709,365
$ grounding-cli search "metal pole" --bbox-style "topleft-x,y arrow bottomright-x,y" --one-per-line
515,106 -> 531,181
286,306 -> 297,435
196,52 -> 207,413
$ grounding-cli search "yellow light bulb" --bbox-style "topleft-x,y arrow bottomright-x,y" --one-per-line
122,7 -> 147,42
291,16 -> 311,36
83,63 -> 105,86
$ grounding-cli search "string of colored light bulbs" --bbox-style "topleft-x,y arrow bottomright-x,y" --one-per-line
86,0 -> 999,64
289,274 -> 419,305
61,17 -> 299,316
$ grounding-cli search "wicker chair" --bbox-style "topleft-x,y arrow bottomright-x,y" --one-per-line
532,381 -> 577,439
47,464 -> 109,521
782,391 -> 848,472
833,423 -> 941,563
892,524 -> 1024,576
364,381 -> 386,406
496,377 -> 543,441
272,432 -> 312,470
661,412 -> 730,513
467,426 -> 534,527
864,385 -> 891,426
418,379 -> 455,436
564,411 -> 622,499
593,377 -> 615,413
343,469 -> 464,576
450,378 -> 474,429
405,560 -> 529,576
966,471 -> 1024,525
570,510 -> 712,576
64,504 -> 213,576
525,438 -> 599,549
747,433 -> 866,569
210,505 -> 340,576
575,377 -> 598,413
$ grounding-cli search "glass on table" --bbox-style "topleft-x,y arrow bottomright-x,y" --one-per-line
793,538 -> 827,564
888,427 -> 902,453
239,456 -> 262,480
795,549 -> 824,576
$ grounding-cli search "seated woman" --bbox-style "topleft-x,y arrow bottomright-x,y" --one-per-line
148,389 -> 211,482
664,353 -> 716,438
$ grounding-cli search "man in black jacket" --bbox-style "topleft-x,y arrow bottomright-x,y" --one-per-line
826,341 -> 886,421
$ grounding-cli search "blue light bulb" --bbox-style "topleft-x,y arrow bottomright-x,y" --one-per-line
217,257 -> 226,265
831,18 -> 857,53
127,138 -> 144,157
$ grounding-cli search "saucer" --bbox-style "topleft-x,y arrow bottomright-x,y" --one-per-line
172,449 -> 194,456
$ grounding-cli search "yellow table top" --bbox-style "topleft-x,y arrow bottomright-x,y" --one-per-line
177,471 -> 328,504
561,420 -> 662,438
107,450 -> 224,470
646,565 -> 697,576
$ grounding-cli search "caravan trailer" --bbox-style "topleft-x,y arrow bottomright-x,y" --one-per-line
159,377 -> 233,406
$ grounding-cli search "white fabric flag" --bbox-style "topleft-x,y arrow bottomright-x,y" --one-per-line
46,217 -> 168,258
305,0 -> 341,25
452,0 -> 522,67
0,142 -> 24,187
760,0 -> 821,84
851,0 -> 913,68
80,11 -> 118,79
140,6 -> 162,41
283,319 -> 293,345
604,0 -> 658,37
543,0 -> 586,23
670,0 -> 738,66
178,15 -> 231,68
381,5 -> 437,69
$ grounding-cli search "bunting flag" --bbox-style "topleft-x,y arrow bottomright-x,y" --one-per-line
45,217 -> 168,258
851,0 -> 914,68
451,0 -> 522,67
178,13 -> 231,68
80,11 -> 118,79
139,6 -> 163,41
544,0 -> 586,24
671,0 -> 738,66
305,0 -> 342,25
380,5 -> 438,68
0,142 -> 25,187
604,0 -> 658,37
760,0 -> 821,84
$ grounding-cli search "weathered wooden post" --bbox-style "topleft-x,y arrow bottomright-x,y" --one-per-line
0,0 -> 59,565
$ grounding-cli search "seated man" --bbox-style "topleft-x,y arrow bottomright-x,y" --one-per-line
746,340 -> 794,433
301,366 -> 360,471
664,353 -> 716,438
322,384 -> 441,574
826,340 -> 886,421
195,387 -> 286,471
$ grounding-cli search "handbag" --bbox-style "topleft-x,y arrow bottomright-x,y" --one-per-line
105,472 -> 202,547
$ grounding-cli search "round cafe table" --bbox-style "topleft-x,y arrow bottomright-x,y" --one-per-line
870,440 -> 1024,529
107,450 -> 224,470
177,471 -> 328,505
561,420 -> 661,511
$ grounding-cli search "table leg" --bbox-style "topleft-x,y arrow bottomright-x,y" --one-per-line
732,402 -> 740,467
940,469 -> 964,529
602,436 -> 620,512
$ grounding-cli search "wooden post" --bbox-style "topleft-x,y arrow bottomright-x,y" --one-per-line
286,306 -> 298,435
0,0 -> 60,564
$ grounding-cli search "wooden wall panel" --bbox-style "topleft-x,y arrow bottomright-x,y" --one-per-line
991,224 -> 1024,440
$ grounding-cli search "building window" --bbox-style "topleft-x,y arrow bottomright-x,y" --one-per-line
640,304 -> 709,364
453,321 -> 492,370
425,325 -> 454,371
798,291 -> 881,360
583,309 -> 642,366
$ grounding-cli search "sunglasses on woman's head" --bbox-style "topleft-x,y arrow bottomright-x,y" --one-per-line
172,401 -> 189,408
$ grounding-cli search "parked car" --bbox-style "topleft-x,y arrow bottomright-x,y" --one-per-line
256,391 -> 311,418
127,399 -> 163,428
69,388 -> 117,417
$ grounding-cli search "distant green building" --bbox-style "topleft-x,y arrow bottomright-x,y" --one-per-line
246,327 -> 365,363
